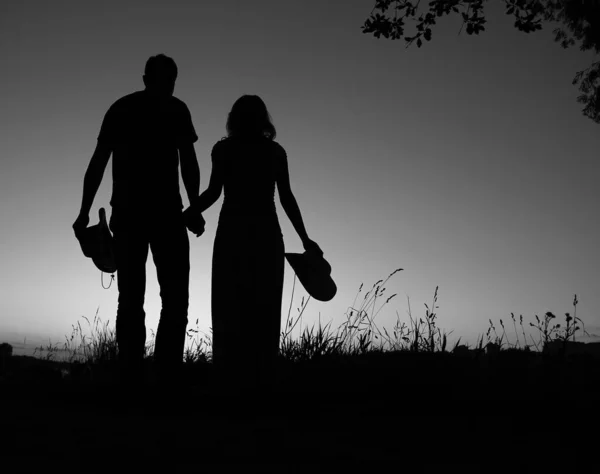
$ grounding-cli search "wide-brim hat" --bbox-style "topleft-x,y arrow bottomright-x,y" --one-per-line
285,251 -> 337,302
75,208 -> 117,274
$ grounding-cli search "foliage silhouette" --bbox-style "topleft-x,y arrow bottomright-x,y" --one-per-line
362,0 -> 600,123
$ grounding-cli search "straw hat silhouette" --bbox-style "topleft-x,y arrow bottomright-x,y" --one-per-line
285,251 -> 336,302
75,208 -> 117,274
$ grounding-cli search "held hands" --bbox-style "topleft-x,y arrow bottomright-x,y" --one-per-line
183,206 -> 206,237
75,208 -> 206,238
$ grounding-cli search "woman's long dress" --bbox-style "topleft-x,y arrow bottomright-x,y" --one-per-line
210,136 -> 285,375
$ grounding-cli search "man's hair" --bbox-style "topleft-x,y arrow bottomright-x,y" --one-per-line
144,54 -> 178,80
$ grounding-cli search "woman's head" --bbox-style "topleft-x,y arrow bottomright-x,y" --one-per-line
226,95 -> 276,140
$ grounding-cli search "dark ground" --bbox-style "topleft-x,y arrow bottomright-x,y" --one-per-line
1,351 -> 599,473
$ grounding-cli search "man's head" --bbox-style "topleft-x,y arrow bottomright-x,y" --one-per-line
143,54 -> 178,97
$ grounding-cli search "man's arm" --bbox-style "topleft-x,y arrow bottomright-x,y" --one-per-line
179,142 -> 200,204
73,142 -> 111,234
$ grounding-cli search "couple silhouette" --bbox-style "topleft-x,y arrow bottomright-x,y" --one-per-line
72,54 -> 328,388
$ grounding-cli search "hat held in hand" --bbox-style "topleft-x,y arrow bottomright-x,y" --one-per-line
75,208 -> 117,274
285,251 -> 337,302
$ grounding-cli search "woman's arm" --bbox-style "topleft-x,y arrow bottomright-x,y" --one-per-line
193,169 -> 222,213
193,145 -> 224,213
276,146 -> 322,254
183,145 -> 224,237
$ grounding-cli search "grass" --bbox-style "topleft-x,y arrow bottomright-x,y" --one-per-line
3,270 -> 599,471
18,267 -> 595,381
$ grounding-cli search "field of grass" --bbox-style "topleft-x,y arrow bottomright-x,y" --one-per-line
1,270 -> 599,471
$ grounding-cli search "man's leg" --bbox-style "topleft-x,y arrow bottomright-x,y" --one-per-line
111,217 -> 149,372
152,212 -> 190,370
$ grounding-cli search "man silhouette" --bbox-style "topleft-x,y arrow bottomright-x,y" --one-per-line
73,54 -> 203,382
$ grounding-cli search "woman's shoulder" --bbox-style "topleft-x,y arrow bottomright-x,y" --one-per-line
270,140 -> 286,157
211,136 -> 286,158
211,136 -> 230,155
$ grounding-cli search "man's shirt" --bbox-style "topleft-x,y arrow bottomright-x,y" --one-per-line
98,90 -> 198,213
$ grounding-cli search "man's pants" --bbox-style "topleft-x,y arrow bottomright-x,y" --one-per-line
110,210 -> 190,369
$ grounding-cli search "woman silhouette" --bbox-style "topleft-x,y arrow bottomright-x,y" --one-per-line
188,95 -> 321,386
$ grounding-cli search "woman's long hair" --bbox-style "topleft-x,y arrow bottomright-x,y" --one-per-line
226,95 -> 276,140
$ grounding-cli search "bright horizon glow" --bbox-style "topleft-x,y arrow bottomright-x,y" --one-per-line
1,0 -> 599,356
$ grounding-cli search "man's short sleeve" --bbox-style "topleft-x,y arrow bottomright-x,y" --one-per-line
176,102 -> 198,147
97,104 -> 118,148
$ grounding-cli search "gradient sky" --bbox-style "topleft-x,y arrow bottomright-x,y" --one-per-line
1,0 -> 599,354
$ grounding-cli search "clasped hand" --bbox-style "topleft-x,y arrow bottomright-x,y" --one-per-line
72,213 -> 89,239
183,206 -> 206,237
302,238 -> 323,256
